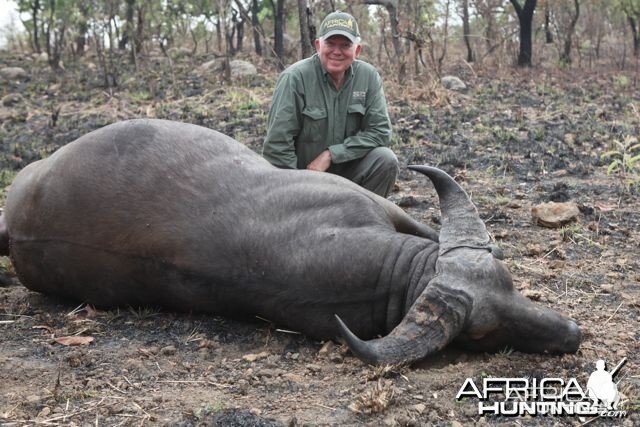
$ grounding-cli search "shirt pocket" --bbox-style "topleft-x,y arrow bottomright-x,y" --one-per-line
300,107 -> 328,144
345,103 -> 366,137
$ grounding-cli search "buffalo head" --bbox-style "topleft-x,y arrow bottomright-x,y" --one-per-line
336,166 -> 581,365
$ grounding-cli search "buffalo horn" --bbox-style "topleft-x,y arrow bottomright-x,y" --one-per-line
335,285 -> 471,365
408,165 -> 489,254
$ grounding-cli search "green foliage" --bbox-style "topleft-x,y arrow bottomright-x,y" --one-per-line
613,74 -> 631,90
602,135 -> 640,189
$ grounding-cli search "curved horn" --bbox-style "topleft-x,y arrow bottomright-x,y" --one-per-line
335,284 -> 471,365
408,165 -> 489,253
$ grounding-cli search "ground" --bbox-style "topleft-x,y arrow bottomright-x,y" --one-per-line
0,51 -> 639,426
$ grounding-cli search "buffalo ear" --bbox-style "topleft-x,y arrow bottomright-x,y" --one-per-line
335,284 -> 471,365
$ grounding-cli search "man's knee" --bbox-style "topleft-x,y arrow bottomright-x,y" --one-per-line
363,147 -> 398,197
369,147 -> 398,171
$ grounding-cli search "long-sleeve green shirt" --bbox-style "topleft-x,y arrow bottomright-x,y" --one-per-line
262,54 -> 392,169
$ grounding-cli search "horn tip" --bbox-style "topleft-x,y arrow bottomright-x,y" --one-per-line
334,314 -> 381,365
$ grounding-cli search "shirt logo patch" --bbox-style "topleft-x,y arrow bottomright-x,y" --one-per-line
352,91 -> 366,103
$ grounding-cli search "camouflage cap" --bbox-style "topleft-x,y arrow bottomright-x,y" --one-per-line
318,11 -> 360,43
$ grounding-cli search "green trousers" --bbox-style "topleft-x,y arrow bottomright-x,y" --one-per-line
328,147 -> 398,198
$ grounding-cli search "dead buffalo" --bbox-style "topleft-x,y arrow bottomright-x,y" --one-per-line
0,119 -> 581,365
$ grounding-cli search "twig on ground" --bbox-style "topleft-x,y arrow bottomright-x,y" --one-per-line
604,302 -> 624,325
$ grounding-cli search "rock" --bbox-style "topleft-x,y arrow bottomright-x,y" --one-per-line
413,403 -> 426,414
318,341 -> 334,355
168,47 -> 192,58
531,201 -> 580,228
242,351 -> 269,362
283,373 -> 304,383
441,75 -> 467,91
230,60 -> 257,79
160,345 -> 177,356
2,94 -> 24,106
0,67 -> 28,81
257,368 -> 280,378
199,59 -> 224,72
199,59 -> 257,80
526,243 -> 544,256
522,289 -> 543,301
305,363 -> 322,373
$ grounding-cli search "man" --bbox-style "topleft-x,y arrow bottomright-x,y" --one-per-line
262,11 -> 398,197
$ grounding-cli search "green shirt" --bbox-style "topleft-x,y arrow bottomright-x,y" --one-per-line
262,54 -> 392,169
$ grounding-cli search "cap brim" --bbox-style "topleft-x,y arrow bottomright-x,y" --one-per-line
321,30 -> 357,43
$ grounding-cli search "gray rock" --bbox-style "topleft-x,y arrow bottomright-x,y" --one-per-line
230,60 -> 257,79
0,67 -> 28,81
441,75 -> 467,91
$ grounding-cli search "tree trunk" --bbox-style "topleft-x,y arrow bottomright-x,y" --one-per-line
462,0 -> 474,62
560,0 -> 580,64
297,0 -> 314,58
509,0 -> 537,67
544,4 -> 553,43
134,4 -> 145,56
364,0 -> 404,80
75,2 -> 89,56
274,0 -> 286,69
251,0 -> 262,56
629,16 -> 640,57
33,0 -> 41,53
119,0 -> 135,50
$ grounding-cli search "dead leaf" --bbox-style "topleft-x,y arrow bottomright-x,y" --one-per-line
54,336 -> 94,346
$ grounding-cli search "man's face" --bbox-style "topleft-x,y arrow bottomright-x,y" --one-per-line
315,35 -> 362,77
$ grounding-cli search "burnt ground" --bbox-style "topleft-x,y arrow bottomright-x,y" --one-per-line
0,51 -> 639,426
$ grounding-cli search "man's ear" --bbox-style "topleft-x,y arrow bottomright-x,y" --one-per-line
315,39 -> 321,53
355,43 -> 362,58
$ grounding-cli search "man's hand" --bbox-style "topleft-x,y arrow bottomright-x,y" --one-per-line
306,150 -> 332,172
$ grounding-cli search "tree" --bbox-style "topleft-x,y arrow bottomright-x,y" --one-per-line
460,0 -> 475,62
273,0 -> 286,69
364,0 -> 405,80
250,0 -> 263,56
544,1 -> 553,43
558,0 -> 581,64
620,0 -> 640,56
17,0 -> 42,53
297,0 -> 314,58
509,0 -> 537,66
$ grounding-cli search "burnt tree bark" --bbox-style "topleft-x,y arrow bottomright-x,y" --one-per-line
629,16 -> 640,57
544,3 -> 553,43
273,0 -> 286,69
251,0 -> 263,55
461,0 -> 474,62
509,0 -> 537,66
297,0 -> 314,58
119,0 -> 135,50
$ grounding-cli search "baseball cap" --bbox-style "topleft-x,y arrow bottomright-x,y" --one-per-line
318,11 -> 360,43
